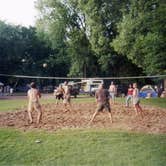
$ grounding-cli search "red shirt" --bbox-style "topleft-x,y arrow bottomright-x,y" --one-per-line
127,88 -> 133,95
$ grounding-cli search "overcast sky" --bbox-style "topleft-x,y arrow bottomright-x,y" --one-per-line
0,0 -> 37,27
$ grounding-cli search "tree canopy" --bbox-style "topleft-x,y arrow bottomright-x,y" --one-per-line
0,0 -> 165,81
35,0 -> 143,77
112,0 -> 166,75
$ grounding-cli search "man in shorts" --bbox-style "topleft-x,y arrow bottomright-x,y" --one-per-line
109,81 -> 116,104
89,84 -> 113,124
54,85 -> 65,105
27,82 -> 42,124
63,82 -> 72,110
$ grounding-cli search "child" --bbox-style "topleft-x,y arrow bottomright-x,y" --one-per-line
125,84 -> 133,107
89,84 -> 113,124
133,83 -> 144,118
27,82 -> 42,124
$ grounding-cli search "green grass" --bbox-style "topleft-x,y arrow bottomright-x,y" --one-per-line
0,97 -> 165,165
116,97 -> 166,108
0,128 -> 165,166
141,98 -> 166,108
0,98 -> 56,112
0,96 -> 165,112
0,95 -> 95,112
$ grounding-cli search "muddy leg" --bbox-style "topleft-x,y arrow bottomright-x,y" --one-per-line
28,111 -> 33,124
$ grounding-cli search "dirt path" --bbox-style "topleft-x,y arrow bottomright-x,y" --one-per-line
0,102 -> 165,134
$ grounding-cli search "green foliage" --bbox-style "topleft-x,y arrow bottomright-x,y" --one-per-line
36,0 -> 142,77
36,0 -> 96,77
112,0 -> 166,75
0,21 -> 52,76
0,20 -> 70,86
1,0 -> 164,78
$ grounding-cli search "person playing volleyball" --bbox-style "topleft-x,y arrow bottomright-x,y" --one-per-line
89,84 -> 113,124
27,82 -> 42,124
125,84 -> 133,107
54,84 -> 64,105
63,82 -> 72,111
133,83 -> 144,118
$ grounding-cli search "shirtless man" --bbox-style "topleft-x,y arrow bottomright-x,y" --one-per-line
27,82 -> 42,124
89,84 -> 113,124
63,82 -> 72,110
109,81 -> 116,104
54,85 -> 64,105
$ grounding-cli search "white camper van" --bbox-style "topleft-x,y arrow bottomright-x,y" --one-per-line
81,79 -> 104,95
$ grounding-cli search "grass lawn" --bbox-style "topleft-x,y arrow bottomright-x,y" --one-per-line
0,95 -> 95,112
0,95 -> 165,112
0,98 -> 55,112
0,128 -> 165,166
116,97 -> 166,108
141,98 -> 166,108
0,96 -> 165,166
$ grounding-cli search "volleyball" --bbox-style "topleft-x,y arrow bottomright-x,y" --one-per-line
43,63 -> 47,68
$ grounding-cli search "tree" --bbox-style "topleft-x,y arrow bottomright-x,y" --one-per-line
112,0 -> 166,75
36,0 -> 98,77
36,0 -> 141,77
0,21 -> 59,82
73,0 -> 131,74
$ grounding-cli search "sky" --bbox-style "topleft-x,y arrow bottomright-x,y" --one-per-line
0,0 -> 37,27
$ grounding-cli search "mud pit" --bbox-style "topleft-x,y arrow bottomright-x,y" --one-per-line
0,102 -> 166,134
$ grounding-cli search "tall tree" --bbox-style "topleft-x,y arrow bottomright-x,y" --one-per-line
74,0 -> 131,74
36,0 -> 144,77
112,0 -> 166,75
36,0 -> 98,77
0,21 -> 56,78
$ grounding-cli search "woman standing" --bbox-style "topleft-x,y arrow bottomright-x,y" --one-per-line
125,84 -> 133,107
133,83 -> 144,118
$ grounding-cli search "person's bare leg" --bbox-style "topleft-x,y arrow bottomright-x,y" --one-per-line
37,110 -> 42,124
28,111 -> 33,123
64,103 -> 68,111
68,101 -> 72,111
108,112 -> 113,123
134,105 -> 139,116
109,99 -> 112,105
89,111 -> 98,124
113,96 -> 115,104
138,104 -> 144,118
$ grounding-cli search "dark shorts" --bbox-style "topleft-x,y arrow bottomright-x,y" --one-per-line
96,101 -> 111,112
56,94 -> 64,100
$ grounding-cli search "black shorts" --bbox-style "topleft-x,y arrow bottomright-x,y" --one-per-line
56,94 -> 64,100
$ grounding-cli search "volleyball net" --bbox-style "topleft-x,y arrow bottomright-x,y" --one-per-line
0,73 -> 165,96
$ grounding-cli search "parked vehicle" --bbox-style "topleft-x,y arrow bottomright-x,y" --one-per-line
80,79 -> 104,96
60,81 -> 80,98
68,82 -> 80,98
